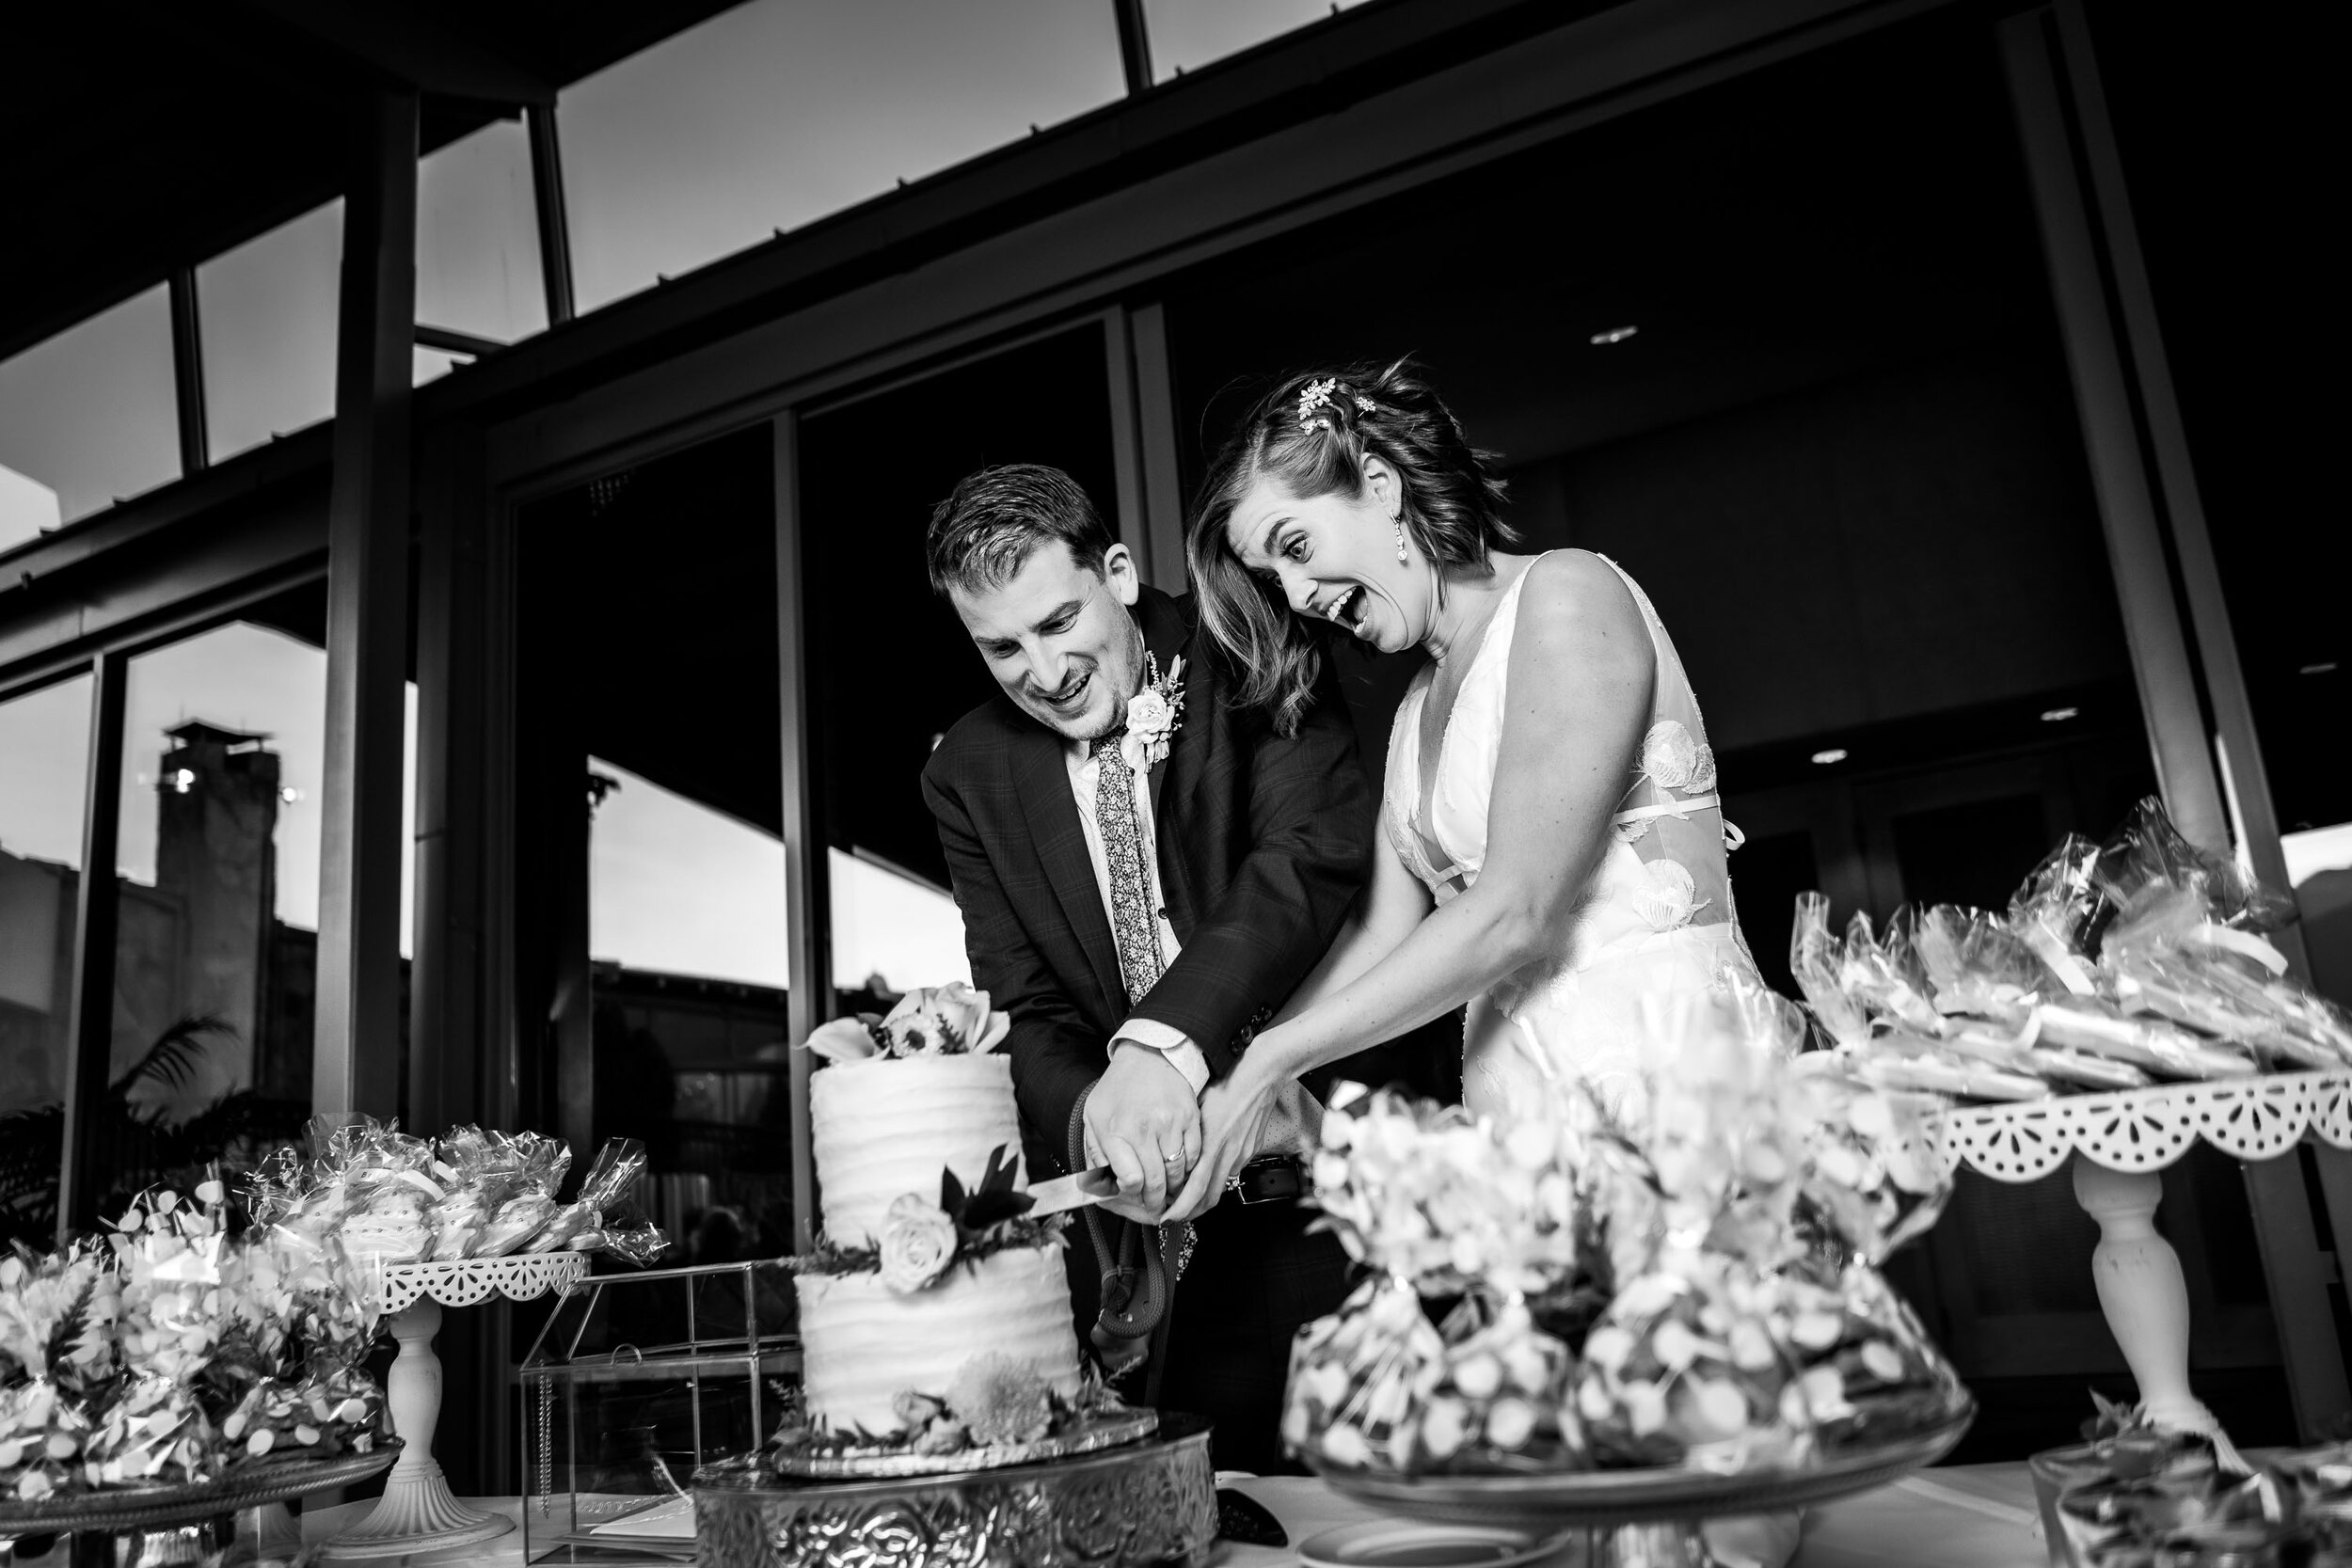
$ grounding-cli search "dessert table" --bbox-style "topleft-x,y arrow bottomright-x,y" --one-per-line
36,1464 -> 2032,1568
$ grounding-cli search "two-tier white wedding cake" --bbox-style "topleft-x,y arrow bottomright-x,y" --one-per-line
790,987 -> 1086,1449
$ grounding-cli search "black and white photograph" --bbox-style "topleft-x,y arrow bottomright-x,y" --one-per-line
0,3 -> 2342,1565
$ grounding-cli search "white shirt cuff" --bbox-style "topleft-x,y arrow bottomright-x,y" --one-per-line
1111,1021 -> 1212,1097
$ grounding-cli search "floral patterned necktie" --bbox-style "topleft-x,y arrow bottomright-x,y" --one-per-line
1093,729 -> 1196,1280
1091,730 -> 1164,1005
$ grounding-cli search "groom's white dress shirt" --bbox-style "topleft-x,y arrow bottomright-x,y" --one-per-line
1063,737 -> 1213,1094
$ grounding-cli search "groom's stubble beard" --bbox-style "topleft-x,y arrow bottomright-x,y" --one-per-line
1024,602 -> 1148,745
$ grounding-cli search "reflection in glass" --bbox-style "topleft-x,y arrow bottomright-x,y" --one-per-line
419,119 -> 548,346
95,588 -> 416,1217
199,200 -> 342,464
1142,0 -> 1364,81
520,426 -> 795,1254
799,325 -> 1114,1017
0,287 -> 180,540
559,0 -> 1122,312
0,675 -> 92,1244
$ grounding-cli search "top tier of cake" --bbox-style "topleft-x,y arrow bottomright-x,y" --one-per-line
809,1052 -> 1029,1247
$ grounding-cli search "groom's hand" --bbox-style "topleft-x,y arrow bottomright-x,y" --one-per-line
1082,1042 -> 1202,1224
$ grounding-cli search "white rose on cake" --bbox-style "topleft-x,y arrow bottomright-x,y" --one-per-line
877,1195 -> 959,1292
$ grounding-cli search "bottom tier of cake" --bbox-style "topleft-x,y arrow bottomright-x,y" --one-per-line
794,1243 -> 1083,1437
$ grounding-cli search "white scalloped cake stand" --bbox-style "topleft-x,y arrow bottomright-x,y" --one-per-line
1934,1069 -> 2352,1443
317,1253 -> 588,1560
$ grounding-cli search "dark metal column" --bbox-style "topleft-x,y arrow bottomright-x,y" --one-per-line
527,103 -> 577,325
774,410 -> 824,1257
1128,302 -> 1186,590
56,654 -> 126,1243
167,268 -> 208,475
1114,0 -> 1154,95
313,88 -> 419,1123
409,424 -> 490,1135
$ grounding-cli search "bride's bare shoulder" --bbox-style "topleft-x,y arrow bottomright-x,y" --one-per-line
1513,549 -> 1646,647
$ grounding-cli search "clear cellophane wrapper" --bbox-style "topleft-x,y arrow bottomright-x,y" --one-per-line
1572,1262 -> 1816,1473
1309,1089 -> 1586,1296
2275,1442 -> 2352,1552
1793,899 -> 2053,1101
268,1117 -> 442,1265
526,1136 -> 668,1263
428,1126 -> 573,1259
215,1364 -> 384,1466
1782,1062 -> 1950,1265
1282,1275 -> 1449,1473
1790,788 -> 2351,1101
1285,1284 -> 1583,1479
2059,1465 -> 2309,1567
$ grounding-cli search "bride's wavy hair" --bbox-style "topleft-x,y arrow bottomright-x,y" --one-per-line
1186,357 -> 1515,735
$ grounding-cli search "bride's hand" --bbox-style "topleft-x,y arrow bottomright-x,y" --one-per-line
1164,1055 -> 1281,1224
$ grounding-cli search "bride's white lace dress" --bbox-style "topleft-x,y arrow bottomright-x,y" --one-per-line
1383,552 -> 1755,1121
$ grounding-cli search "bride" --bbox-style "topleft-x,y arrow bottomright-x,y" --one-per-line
1166,358 -> 1757,1218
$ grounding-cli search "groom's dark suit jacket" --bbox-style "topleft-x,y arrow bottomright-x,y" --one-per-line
920,585 -> 1376,1180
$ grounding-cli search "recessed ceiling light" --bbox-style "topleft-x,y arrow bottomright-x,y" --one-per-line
2040,706 -> 2080,722
1810,748 -> 1848,766
1589,325 -> 1640,345
2303,660 -> 2340,675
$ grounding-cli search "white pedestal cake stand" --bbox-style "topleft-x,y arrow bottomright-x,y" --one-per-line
1934,1069 -> 2352,1444
318,1253 -> 588,1560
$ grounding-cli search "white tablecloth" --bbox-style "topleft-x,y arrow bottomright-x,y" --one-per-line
288,1462 -> 2047,1567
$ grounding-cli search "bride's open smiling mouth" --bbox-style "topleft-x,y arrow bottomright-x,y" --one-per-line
1317,584 -> 1369,633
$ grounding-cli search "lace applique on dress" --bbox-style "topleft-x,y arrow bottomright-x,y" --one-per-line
1630,859 -> 1709,932
1611,720 -> 1726,851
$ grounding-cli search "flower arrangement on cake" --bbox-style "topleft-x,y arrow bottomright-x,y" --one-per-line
0,1180 -> 387,1502
1283,979 -> 1964,1481
772,983 -> 1145,1472
1789,797 -> 2352,1103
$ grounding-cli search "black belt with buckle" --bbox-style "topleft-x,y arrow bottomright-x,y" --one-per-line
1223,1155 -> 1306,1205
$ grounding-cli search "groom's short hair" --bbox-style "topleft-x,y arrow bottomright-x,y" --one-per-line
926,464 -> 1115,598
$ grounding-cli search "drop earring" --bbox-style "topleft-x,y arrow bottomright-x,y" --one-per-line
1392,516 -> 1408,564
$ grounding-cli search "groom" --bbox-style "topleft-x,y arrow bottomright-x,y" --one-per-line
920,464 -> 1369,1473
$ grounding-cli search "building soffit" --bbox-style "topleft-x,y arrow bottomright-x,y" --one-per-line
0,0 -> 1932,627
476,0 -> 1942,491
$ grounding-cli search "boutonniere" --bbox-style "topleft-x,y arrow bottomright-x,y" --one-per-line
1121,653 -> 1185,771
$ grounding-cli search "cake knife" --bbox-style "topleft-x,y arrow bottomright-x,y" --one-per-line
1023,1164 -> 1120,1215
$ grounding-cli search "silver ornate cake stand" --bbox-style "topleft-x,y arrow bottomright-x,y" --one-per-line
318,1253 -> 588,1560
1308,1402 -> 1974,1568
0,1442 -> 402,1536
696,1413 -> 1217,1568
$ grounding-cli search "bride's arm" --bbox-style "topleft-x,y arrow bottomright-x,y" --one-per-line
1168,551 -> 1653,1217
1268,828 -> 1432,1027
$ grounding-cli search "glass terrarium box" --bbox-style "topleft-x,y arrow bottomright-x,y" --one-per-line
520,1259 -> 800,1566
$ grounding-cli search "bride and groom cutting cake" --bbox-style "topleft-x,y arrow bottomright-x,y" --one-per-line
916,358 -> 1754,1478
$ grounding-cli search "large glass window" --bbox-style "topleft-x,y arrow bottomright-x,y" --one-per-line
199,201 -> 343,465
2085,1 -> 2351,1006
1141,0 -> 1366,81
559,0 -> 1123,313
97,585 -> 416,1212
519,426 -> 796,1258
416,118 -> 548,388
1153,9 -> 2287,1455
799,326 -> 1120,1013
0,675 -> 93,1246
0,287 -> 181,542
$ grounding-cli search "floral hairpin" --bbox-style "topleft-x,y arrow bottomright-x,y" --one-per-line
1297,378 -> 1340,431
1297,379 -> 1378,432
